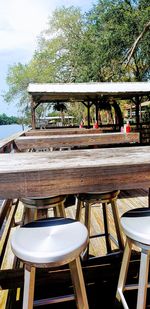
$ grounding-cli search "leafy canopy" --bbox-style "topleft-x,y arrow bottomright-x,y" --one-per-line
4,0 -> 150,119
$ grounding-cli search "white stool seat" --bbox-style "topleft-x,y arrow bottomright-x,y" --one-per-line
11,217 -> 89,309
121,207 -> 150,245
11,217 -> 88,265
116,207 -> 150,309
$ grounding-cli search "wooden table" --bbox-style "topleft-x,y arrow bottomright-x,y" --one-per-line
15,132 -> 140,151
0,145 -> 149,199
25,128 -> 106,136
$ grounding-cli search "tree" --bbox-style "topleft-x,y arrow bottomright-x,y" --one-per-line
80,0 -> 150,82
38,6 -> 85,82
4,1 -> 150,123
0,113 -> 19,125
125,20 -> 150,66
4,6 -> 85,119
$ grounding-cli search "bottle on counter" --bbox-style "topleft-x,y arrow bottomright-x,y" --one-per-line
79,120 -> 84,128
93,120 -> 99,129
124,120 -> 131,133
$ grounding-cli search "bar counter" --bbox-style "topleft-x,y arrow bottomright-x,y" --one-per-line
0,145 -> 149,198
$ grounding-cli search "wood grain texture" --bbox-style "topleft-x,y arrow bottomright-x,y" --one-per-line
15,132 -> 140,151
0,131 -> 25,153
0,146 -> 149,198
25,128 -> 105,136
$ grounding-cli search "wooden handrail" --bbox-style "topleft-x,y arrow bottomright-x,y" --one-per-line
0,130 -> 28,153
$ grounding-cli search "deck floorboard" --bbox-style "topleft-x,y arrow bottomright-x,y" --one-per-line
2,188 -> 149,308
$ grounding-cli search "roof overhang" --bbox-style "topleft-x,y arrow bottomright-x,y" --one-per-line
28,82 -> 150,103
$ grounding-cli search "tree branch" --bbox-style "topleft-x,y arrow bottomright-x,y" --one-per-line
125,21 -> 150,67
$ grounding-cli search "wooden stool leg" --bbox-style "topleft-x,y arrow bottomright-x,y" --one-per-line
84,202 -> 91,259
58,202 -> 66,217
76,199 -> 83,221
111,200 -> 124,250
23,208 -> 36,224
116,238 -> 132,303
102,202 -> 112,253
85,202 -> 91,235
137,249 -> 149,309
53,205 -> 60,217
23,264 -> 35,309
69,257 -> 89,309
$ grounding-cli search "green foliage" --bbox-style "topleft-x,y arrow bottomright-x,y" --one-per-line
4,1 -> 150,122
0,113 -> 19,125
53,102 -> 67,112
81,0 -> 150,82
142,105 -> 150,122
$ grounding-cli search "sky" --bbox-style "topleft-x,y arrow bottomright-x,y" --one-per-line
0,0 -> 95,117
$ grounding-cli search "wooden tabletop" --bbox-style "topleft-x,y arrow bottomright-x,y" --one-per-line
15,132 -> 140,151
0,145 -> 149,198
25,128 -> 107,136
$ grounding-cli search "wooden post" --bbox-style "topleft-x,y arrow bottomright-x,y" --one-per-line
87,102 -> 91,128
95,101 -> 99,124
31,98 -> 36,129
135,96 -> 140,129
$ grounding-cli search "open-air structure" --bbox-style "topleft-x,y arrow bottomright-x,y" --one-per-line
28,82 -> 150,129
1,81 -> 150,308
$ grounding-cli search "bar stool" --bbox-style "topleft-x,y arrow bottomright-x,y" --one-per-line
11,217 -> 89,309
21,195 -> 66,223
76,190 -> 124,258
116,207 -> 150,309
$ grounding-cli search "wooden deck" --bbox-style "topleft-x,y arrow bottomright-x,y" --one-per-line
0,188 -> 149,309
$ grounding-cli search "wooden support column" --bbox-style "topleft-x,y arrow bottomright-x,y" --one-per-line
87,102 -> 91,128
82,101 -> 93,128
31,98 -> 36,129
135,96 -> 140,129
95,101 -> 99,124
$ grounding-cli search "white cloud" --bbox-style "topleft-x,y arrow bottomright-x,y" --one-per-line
0,0 -> 52,51
0,0 -> 93,52
0,0 -> 94,116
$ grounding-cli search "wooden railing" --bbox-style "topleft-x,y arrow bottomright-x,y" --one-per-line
0,131 -> 26,153
0,130 -> 26,309
131,122 -> 150,145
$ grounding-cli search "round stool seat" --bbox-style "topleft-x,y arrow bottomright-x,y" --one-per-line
78,190 -> 119,202
121,207 -> 150,245
11,217 -> 88,265
117,207 -> 150,309
21,195 -> 66,209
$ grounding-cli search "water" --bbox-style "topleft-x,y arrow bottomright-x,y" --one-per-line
0,124 -> 26,139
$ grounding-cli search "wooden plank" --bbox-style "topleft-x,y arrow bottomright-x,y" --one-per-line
0,200 -> 10,229
25,128 -> 105,136
0,189 -> 146,308
0,146 -> 150,198
0,252 -> 140,290
0,131 -> 27,153
15,132 -> 140,151
0,201 -> 18,267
